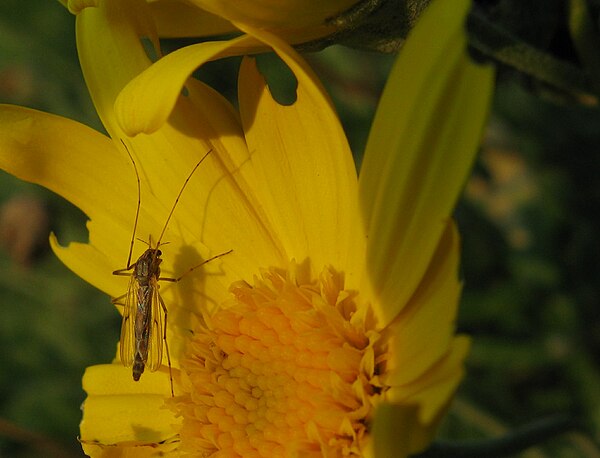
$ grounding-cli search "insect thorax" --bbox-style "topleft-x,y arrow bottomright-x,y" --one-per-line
135,248 -> 162,285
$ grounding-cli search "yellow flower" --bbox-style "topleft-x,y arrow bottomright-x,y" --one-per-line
0,0 -> 493,456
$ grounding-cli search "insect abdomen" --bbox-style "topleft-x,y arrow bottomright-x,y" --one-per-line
132,356 -> 145,381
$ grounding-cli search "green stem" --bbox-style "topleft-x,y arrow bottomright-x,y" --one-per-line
467,7 -> 592,97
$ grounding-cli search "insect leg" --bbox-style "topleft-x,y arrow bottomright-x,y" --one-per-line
153,149 -> 212,249
113,265 -> 136,276
157,293 -> 175,397
111,293 -> 128,307
159,249 -> 233,283
120,139 -> 142,270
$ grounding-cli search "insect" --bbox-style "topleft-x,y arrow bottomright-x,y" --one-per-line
112,142 -> 232,396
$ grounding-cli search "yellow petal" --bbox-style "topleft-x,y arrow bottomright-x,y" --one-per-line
51,237 -> 119,296
115,34 -> 263,136
76,0 -> 158,138
370,400 -> 448,457
387,335 -> 471,425
147,0 -> 348,45
82,444 -> 177,458
0,105 -> 127,222
184,0 -> 357,29
358,0 -> 494,326
80,365 -> 179,449
148,0 -> 237,38
237,36 -> 363,283
369,403 -> 417,458
66,0 -> 99,14
0,105 -> 139,293
383,221 -> 461,386
369,337 -> 471,456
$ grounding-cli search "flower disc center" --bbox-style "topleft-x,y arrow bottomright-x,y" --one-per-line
173,266 -> 382,457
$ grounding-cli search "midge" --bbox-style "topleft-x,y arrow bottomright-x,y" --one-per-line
112,142 -> 232,396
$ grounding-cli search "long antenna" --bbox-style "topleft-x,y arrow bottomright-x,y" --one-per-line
121,139 -> 141,269
154,149 -> 212,248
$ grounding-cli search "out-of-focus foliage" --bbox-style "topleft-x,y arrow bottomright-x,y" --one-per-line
0,2 -> 113,457
1,1 -> 599,458
454,80 -> 600,456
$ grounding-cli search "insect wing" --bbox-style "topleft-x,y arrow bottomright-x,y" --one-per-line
146,281 -> 164,372
119,274 -> 138,368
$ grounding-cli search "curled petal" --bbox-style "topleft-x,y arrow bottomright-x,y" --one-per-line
76,0 -> 159,138
115,34 -> 263,136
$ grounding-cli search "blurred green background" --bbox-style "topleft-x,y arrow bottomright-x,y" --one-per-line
1,1 -> 600,457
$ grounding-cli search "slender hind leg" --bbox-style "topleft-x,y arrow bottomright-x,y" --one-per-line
159,249 -> 233,283
157,293 -> 174,397
111,293 -> 127,307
